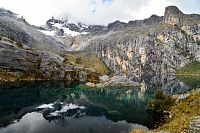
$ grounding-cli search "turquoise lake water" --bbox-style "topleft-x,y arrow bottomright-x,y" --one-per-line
0,76 -> 199,133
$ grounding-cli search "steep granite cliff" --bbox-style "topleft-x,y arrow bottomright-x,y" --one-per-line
79,6 -> 200,80
0,6 -> 200,82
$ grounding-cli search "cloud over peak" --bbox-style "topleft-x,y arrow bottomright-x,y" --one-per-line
1,0 -> 200,26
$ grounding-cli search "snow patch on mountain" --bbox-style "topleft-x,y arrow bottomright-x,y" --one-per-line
39,30 -> 55,36
38,17 -> 89,37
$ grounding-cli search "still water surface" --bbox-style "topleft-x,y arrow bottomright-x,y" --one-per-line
0,76 -> 199,133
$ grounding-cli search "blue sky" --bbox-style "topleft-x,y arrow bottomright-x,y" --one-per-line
1,0 -> 200,26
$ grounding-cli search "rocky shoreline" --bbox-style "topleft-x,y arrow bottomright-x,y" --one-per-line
156,89 -> 200,133
129,88 -> 200,133
86,75 -> 140,88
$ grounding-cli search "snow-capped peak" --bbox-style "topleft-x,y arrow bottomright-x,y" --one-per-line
39,17 -> 89,37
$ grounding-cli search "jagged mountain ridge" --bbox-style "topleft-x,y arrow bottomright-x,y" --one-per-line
40,13 -> 163,36
35,6 -> 200,79
76,6 -> 200,79
0,8 -> 99,81
0,8 -> 68,53
0,6 -> 200,82
41,6 -> 200,38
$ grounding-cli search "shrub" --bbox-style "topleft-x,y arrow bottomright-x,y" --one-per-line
197,40 -> 200,45
75,58 -> 82,64
16,42 -> 23,49
149,90 -> 174,113
63,58 -> 69,63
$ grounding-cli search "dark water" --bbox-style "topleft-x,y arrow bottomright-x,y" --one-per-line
0,76 -> 199,133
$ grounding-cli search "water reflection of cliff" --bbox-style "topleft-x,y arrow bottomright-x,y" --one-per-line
0,81 -> 80,127
79,88 -> 159,129
0,82 -> 159,129
0,76 -> 199,129
131,75 -> 191,95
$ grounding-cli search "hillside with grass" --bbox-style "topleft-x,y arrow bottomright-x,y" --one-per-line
63,52 -> 111,76
176,61 -> 200,76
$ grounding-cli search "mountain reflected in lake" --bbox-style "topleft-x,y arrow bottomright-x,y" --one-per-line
0,76 -> 199,133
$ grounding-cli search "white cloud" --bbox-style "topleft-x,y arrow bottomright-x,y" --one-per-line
1,0 -> 200,26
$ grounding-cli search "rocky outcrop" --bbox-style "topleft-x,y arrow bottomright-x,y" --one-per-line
189,116 -> 200,133
43,13 -> 163,37
0,8 -> 68,53
0,39 -> 64,78
0,38 -> 98,82
86,76 -> 139,88
80,6 -> 200,80
84,26 -> 193,78
164,6 -> 200,26
1,6 -> 200,83
164,6 -> 184,25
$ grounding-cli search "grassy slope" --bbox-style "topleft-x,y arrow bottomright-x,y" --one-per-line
156,90 -> 200,132
129,90 -> 200,133
0,69 -> 18,81
63,52 -> 110,75
0,36 -> 110,82
177,76 -> 200,89
176,61 -> 200,76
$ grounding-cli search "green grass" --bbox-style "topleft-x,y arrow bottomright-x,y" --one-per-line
155,90 -> 200,132
176,61 -> 200,76
130,90 -> 200,133
63,52 -> 111,75
177,76 -> 200,89
0,69 -> 18,81
0,35 -> 25,49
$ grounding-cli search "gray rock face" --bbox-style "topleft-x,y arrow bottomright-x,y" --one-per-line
84,25 -> 196,78
0,8 -> 68,53
189,116 -> 200,133
43,14 -> 163,36
96,76 -> 140,87
164,6 -> 200,26
55,29 -> 64,36
79,6 -> 200,79
0,40 -> 39,72
0,39 -> 65,78
0,39 -> 97,81
1,6 -> 200,84
86,76 -> 139,88
99,75 -> 109,82
38,51 -> 65,79
164,6 -> 184,25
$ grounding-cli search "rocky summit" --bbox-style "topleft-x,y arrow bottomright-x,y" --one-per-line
0,4 -> 200,133
75,6 -> 200,80
0,6 -> 200,82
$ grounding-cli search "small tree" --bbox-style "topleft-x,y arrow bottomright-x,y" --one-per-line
75,58 -> 82,64
149,90 -> 174,113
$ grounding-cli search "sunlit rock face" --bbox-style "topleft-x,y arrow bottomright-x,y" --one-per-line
82,6 -> 200,79
1,6 -> 200,81
85,26 -> 195,78
164,6 -> 184,25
